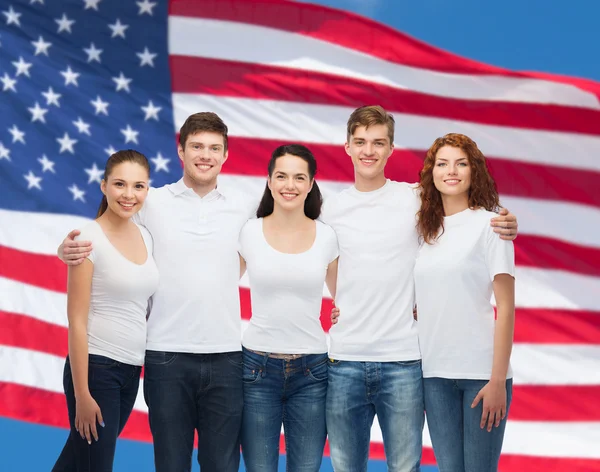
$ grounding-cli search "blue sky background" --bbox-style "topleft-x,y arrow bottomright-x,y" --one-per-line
307,0 -> 600,82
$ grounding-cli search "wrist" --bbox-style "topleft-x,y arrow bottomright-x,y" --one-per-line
489,376 -> 506,385
74,388 -> 91,400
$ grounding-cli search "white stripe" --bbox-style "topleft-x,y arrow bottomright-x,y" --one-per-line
0,345 -> 148,413
2,289 -> 599,386
1,346 -> 599,458
172,93 -> 600,172
168,16 -> 599,110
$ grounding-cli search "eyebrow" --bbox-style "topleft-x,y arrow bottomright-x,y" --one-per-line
189,142 -> 223,147
274,171 -> 308,177
112,178 -> 147,183
436,157 -> 468,162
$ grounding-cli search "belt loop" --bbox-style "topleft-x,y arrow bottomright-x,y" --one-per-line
262,352 -> 269,373
302,354 -> 308,373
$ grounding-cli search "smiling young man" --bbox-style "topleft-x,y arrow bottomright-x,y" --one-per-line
321,106 -> 518,472
57,113 -> 255,472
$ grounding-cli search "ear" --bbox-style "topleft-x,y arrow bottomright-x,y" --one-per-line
100,179 -> 106,195
222,149 -> 228,165
177,144 -> 184,162
344,142 -> 351,157
267,177 -> 272,191
308,178 -> 314,193
388,142 -> 395,158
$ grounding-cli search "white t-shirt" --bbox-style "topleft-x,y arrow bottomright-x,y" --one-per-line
414,208 -> 515,380
77,221 -> 159,366
321,180 -> 421,362
239,218 -> 338,354
134,179 -> 255,353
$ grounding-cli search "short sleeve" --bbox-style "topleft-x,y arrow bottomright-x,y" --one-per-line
485,225 -> 515,280
75,224 -> 97,264
238,219 -> 253,260
322,223 -> 339,264
138,225 -> 154,256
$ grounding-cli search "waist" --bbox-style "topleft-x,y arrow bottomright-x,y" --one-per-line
247,349 -> 304,360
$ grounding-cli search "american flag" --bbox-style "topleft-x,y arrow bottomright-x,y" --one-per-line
0,0 -> 599,470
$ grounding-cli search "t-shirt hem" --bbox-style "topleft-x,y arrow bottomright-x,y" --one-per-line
242,342 -> 328,355
88,348 -> 144,367
422,371 -> 513,380
145,342 -> 242,353
328,351 -> 422,362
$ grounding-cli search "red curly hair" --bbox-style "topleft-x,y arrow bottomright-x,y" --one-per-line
417,133 -> 500,244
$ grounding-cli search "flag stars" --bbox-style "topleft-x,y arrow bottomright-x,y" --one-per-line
85,163 -> 103,184
151,152 -> 170,172
55,13 -> 75,33
112,72 -> 131,92
141,100 -> 161,121
83,0 -> 101,10
84,43 -> 102,63
31,36 -> 52,56
8,125 -> 25,144
28,102 -> 48,123
121,125 -> 139,144
1,73 -> 17,92
42,87 -> 61,107
68,184 -> 86,202
24,171 -> 42,190
137,47 -> 157,67
91,96 -> 109,115
30,0 -> 44,4
137,0 -> 156,15
104,145 -> 117,156
108,18 -> 128,38
38,154 -> 56,173
0,142 -> 10,161
3,6 -> 21,27
73,117 -> 91,135
57,132 -> 77,154
12,57 -> 32,77
60,66 -> 80,86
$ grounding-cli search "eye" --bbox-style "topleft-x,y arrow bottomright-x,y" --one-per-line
458,162 -> 468,167
115,182 -> 124,187
135,184 -> 145,189
436,162 -> 446,167
376,142 -> 384,147
297,176 -> 305,181
276,175 -> 285,179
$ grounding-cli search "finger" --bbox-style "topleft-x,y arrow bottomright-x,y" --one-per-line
471,392 -> 482,408
64,244 -> 92,254
66,229 -> 81,240
498,208 -> 509,216
97,410 -> 105,429
84,423 -> 92,445
495,410 -> 502,427
480,408 -> 489,429
487,410 -> 496,432
91,422 -> 98,442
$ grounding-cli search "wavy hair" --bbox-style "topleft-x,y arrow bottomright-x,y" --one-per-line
417,133 -> 500,244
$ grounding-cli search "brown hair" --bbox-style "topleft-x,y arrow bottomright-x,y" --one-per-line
179,112 -> 228,152
96,149 -> 150,218
346,105 -> 395,144
417,133 -> 500,244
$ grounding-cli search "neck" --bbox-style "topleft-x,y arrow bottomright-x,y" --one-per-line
97,208 -> 132,230
354,172 -> 387,192
266,205 -> 309,229
183,174 -> 217,198
441,193 -> 469,216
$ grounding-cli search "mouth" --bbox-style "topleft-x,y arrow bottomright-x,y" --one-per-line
280,192 -> 298,201
359,158 -> 377,167
195,163 -> 213,171
118,201 -> 136,210
443,179 -> 461,185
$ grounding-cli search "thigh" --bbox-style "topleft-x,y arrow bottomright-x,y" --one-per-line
241,350 -> 282,472
143,351 -> 196,472
117,366 -> 141,435
326,360 -> 374,472
423,377 -> 464,472
284,355 -> 328,472
376,360 -> 424,472
462,379 -> 513,472
197,352 -> 243,472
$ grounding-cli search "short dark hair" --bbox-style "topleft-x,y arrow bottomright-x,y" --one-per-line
96,149 -> 150,218
347,105 -> 395,144
179,112 -> 228,152
256,144 -> 323,220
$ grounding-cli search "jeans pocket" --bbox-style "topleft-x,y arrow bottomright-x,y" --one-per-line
88,354 -> 118,368
327,358 -> 342,367
394,359 -> 422,367
242,364 -> 262,384
307,359 -> 328,382
144,350 -> 178,366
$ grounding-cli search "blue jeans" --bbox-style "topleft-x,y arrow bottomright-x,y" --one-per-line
241,347 -> 329,472
423,378 -> 513,472
52,354 -> 141,472
143,350 -> 243,472
326,359 -> 424,472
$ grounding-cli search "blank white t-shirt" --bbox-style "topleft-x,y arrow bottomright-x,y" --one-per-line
414,208 -> 515,380
321,180 -> 421,362
239,218 -> 338,354
77,221 -> 159,366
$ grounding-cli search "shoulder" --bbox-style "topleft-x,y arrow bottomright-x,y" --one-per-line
321,186 -> 352,220
240,217 -> 260,237
316,220 -> 337,241
388,180 -> 420,201
75,221 -> 102,243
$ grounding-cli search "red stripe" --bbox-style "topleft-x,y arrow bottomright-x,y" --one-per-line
514,308 -> 600,345
0,245 -> 67,292
169,0 -> 600,104
171,55 -> 600,136
0,311 -> 67,358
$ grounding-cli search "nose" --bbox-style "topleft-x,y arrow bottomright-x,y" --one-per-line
448,164 -> 458,175
284,178 -> 296,189
364,143 -> 375,156
123,186 -> 134,198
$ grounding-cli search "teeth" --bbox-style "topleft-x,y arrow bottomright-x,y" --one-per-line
282,193 -> 297,197
119,203 -> 134,208
197,164 -> 211,170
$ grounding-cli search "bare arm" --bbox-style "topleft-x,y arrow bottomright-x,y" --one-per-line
67,260 -> 104,443
471,273 -> 515,431
490,208 -> 518,241
58,229 -> 93,265
325,257 -> 338,301
239,254 -> 247,279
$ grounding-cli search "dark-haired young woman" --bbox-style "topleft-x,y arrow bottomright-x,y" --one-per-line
414,134 -> 515,472
238,144 -> 339,472
53,150 -> 159,472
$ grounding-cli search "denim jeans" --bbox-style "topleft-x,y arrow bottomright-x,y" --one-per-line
52,354 -> 141,472
241,347 -> 329,472
143,350 -> 243,472
423,378 -> 513,472
326,359 -> 424,472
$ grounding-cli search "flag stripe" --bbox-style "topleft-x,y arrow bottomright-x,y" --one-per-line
513,309 -> 600,345
172,93 -> 600,173
168,3 -> 600,108
171,55 -> 600,136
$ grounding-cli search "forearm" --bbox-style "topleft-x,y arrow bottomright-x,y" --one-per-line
490,306 -> 514,383
68,322 -> 90,399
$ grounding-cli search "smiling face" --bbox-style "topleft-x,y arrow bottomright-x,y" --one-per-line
100,161 -> 149,219
432,145 -> 472,199
345,124 -> 394,189
178,131 -> 228,191
268,154 -> 313,213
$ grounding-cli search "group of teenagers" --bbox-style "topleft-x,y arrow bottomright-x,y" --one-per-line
52,105 -> 518,472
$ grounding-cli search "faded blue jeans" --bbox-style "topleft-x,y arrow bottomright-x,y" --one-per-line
424,378 -> 513,472
240,347 -> 329,472
326,359 -> 424,472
